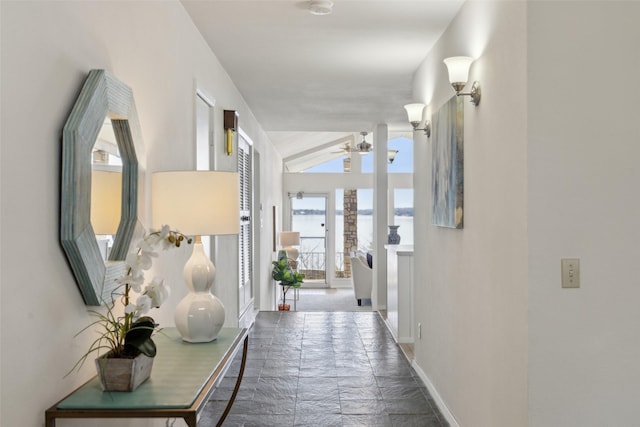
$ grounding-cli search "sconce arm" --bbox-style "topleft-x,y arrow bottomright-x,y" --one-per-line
455,81 -> 481,106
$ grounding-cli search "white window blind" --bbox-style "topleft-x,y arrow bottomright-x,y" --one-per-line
238,137 -> 252,293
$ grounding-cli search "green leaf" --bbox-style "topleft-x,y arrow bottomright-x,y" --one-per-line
124,316 -> 157,357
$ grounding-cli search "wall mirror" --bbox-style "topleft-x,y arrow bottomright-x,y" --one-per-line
61,69 -> 145,306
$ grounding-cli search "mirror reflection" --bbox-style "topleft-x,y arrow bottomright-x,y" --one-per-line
90,119 -> 123,260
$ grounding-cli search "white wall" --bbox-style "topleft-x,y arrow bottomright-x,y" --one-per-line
413,2 -> 640,427
527,2 -> 640,426
0,1 -> 282,426
412,2 -> 528,427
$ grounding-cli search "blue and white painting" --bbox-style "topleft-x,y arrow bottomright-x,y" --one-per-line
431,96 -> 464,229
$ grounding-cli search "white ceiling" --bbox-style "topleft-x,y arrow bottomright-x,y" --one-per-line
181,0 -> 464,158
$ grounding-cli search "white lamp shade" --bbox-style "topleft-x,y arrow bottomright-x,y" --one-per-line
279,231 -> 300,247
404,103 -> 426,124
152,171 -> 240,236
443,56 -> 474,84
90,170 -> 122,235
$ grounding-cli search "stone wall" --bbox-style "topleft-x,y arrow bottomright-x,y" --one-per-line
342,188 -> 358,278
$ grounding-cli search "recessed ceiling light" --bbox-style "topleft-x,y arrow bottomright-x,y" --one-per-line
309,0 -> 333,16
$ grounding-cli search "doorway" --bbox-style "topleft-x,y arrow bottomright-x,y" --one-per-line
289,194 -> 328,286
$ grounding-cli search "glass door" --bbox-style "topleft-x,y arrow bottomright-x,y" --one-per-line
290,194 -> 328,286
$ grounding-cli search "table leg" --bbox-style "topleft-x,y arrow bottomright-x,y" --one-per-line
215,336 -> 248,427
184,413 -> 197,427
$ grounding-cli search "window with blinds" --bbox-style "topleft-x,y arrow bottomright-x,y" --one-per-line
238,137 -> 252,306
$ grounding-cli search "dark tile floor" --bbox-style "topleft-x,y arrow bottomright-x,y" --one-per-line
201,311 -> 449,427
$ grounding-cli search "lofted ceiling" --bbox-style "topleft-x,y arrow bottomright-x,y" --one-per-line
181,0 -> 464,160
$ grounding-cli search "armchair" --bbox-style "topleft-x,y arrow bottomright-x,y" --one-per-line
349,254 -> 372,306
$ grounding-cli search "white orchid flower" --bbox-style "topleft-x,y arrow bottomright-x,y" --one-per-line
144,277 -> 170,307
156,224 -> 171,249
159,225 -> 179,250
138,237 -> 156,253
158,224 -> 170,240
139,238 -> 160,257
128,270 -> 145,293
126,251 -> 154,271
116,268 -> 144,291
124,294 -> 152,316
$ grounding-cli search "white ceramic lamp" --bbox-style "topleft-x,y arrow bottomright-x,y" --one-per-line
279,231 -> 300,261
152,171 -> 239,343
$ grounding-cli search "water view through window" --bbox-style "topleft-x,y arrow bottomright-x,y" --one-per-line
291,196 -> 327,281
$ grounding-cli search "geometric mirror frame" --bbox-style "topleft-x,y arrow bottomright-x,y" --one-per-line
61,69 -> 145,305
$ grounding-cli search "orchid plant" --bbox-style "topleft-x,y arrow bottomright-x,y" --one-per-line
69,225 -> 191,373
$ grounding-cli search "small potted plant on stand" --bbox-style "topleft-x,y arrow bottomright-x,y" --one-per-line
69,225 -> 190,391
272,250 -> 304,311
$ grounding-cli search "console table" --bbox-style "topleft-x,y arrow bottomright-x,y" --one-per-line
45,327 -> 248,427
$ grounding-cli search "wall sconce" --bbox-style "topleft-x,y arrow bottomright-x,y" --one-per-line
443,56 -> 481,106
223,110 -> 238,156
387,150 -> 398,164
403,103 -> 431,137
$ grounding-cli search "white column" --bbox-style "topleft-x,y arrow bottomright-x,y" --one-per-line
372,124 -> 388,310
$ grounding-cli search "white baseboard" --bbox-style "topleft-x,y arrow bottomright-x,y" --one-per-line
330,282 -> 351,289
412,362 -> 461,427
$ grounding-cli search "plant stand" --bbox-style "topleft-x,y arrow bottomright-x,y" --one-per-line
279,285 -> 297,311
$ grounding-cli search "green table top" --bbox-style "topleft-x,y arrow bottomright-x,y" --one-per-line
58,327 -> 244,410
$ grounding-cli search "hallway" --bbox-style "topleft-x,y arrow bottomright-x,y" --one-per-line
202,311 -> 448,426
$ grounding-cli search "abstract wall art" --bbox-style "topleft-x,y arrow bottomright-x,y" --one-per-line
431,95 -> 464,229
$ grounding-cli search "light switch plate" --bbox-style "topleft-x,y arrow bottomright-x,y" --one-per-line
561,258 -> 580,288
